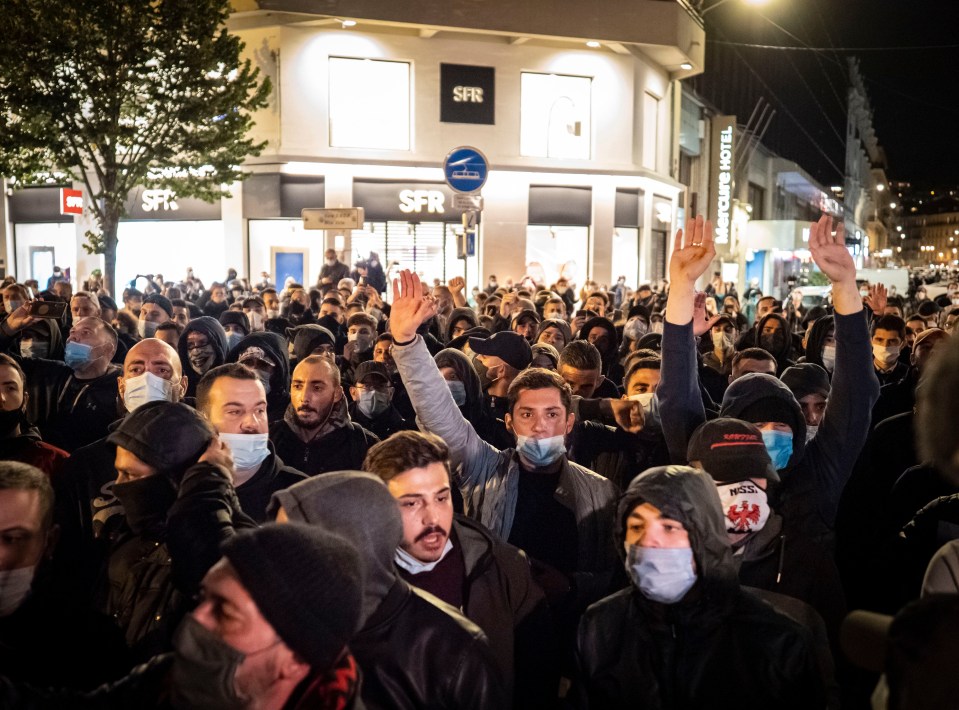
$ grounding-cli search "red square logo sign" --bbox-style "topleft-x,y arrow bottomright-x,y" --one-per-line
60,188 -> 83,216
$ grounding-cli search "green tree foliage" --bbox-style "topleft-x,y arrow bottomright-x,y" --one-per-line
0,0 -> 270,293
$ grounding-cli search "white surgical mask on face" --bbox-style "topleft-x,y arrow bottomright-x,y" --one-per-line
138,320 -> 159,339
218,432 -> 270,484
123,371 -> 176,412
873,344 -> 900,367
247,312 -> 264,332
628,392 -> 655,414
0,565 -> 36,617
821,344 -> 836,372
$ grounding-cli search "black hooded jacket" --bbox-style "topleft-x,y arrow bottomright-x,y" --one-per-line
579,316 -> 624,385
225,331 -> 291,423
176,316 -> 228,398
658,313 -> 878,544
571,466 -> 823,709
434,348 -> 512,450
751,313 -> 795,373
444,307 -> 479,344
802,315 -> 835,371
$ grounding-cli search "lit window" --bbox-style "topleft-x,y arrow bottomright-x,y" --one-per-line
329,57 -> 410,150
520,72 -> 591,159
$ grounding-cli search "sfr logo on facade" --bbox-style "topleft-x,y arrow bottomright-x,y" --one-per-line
453,86 -> 484,103
399,189 -> 446,214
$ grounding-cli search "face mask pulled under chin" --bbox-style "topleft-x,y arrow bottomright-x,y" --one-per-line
0,565 -> 36,617
625,545 -> 696,604
123,371 -> 177,412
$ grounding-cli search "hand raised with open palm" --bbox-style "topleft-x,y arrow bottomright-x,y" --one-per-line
669,215 -> 716,287
809,214 -> 855,285
390,270 -> 437,343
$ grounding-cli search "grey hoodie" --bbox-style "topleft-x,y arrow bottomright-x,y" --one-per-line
270,471 -> 401,624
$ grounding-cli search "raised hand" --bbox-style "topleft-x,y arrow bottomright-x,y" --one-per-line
809,213 -> 861,314
608,398 -> 645,434
198,437 -> 235,482
809,214 -> 855,285
390,269 -> 438,343
669,215 -> 716,287
0,303 -> 39,334
448,276 -> 466,294
692,292 -> 721,337
865,283 -> 888,315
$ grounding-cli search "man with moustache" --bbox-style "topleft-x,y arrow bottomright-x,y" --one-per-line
364,430 -> 556,707
269,355 -> 379,475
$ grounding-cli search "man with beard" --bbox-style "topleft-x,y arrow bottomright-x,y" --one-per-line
269,355 -> 378,475
0,524 -> 366,709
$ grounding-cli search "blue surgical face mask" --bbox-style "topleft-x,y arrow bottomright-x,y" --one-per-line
357,389 -> 391,418
64,341 -> 96,370
447,380 -> 467,407
625,545 -> 697,604
515,434 -> 566,467
761,429 -> 794,470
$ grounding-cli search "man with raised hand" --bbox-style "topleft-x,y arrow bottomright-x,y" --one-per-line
657,215 -> 878,544
389,269 -> 618,638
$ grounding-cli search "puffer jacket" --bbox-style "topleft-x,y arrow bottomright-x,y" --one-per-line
570,466 -> 824,709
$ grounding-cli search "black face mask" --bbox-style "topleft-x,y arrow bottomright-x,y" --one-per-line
760,333 -> 785,353
113,475 -> 177,537
317,314 -> 341,333
170,617 -> 253,710
0,406 -> 24,437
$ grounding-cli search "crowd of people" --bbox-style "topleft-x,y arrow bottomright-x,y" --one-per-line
1,215 -> 958,708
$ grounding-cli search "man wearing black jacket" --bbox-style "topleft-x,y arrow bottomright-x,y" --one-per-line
195,363 -> 305,521
364,430 -> 557,707
270,355 -> 378,475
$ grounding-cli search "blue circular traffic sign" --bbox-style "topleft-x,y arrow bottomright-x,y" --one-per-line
443,146 -> 489,193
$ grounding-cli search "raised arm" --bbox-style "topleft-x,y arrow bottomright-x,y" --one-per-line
804,214 -> 879,525
389,270 -> 499,478
658,217 -> 715,462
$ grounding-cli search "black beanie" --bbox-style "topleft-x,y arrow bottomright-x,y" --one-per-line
780,363 -> 831,400
107,401 -> 214,478
143,293 -> 173,318
221,523 -> 364,669
737,398 -> 801,435
219,310 -> 251,334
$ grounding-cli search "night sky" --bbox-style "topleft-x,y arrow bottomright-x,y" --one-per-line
694,0 -> 959,189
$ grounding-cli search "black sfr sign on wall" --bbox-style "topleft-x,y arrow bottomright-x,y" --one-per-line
440,64 -> 495,125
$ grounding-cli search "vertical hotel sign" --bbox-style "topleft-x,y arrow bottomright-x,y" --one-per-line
709,116 -> 736,245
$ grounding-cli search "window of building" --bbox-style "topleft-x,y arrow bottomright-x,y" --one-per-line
642,92 -> 661,170
748,183 -> 765,220
525,225 -> 590,288
329,57 -> 411,150
520,72 -> 591,159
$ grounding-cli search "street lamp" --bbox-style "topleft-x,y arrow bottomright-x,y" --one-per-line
698,0 -> 771,15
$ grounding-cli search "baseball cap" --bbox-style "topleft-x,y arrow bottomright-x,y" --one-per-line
469,330 -> 532,371
354,360 -> 391,385
687,418 -> 780,484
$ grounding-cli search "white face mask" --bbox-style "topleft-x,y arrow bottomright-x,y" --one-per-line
123,371 -> 176,412
711,330 -> 733,351
138,319 -> 159,339
0,565 -> 36,617
247,312 -> 264,332
821,344 -> 836,372
218,432 -> 270,484
628,392 -> 655,414
715,480 -> 771,534
873,344 -> 900,367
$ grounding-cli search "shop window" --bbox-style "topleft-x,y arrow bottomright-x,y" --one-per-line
329,57 -> 411,150
525,225 -> 589,289
520,73 -> 591,159
350,221 -> 478,294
